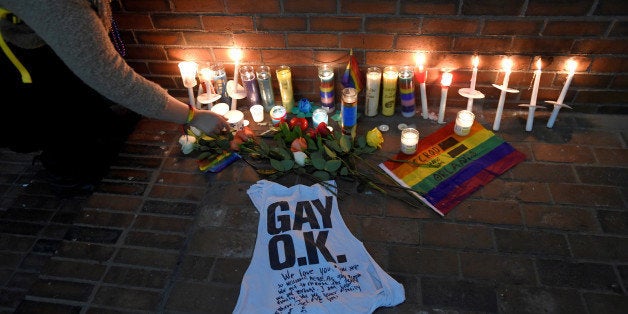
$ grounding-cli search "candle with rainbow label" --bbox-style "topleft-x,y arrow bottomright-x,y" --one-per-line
398,66 -> 416,117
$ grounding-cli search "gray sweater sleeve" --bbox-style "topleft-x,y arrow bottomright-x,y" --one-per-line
0,0 -> 174,119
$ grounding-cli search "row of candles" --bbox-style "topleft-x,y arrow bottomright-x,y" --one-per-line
178,49 -> 579,134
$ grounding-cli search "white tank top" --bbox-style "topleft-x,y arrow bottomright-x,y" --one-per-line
233,180 -> 405,313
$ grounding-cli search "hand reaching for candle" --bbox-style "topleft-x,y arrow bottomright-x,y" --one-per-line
188,109 -> 230,135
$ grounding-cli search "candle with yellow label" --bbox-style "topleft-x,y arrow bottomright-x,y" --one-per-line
381,66 -> 398,116
276,65 -> 295,112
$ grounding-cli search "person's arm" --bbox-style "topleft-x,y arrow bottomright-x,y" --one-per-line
0,0 -> 227,133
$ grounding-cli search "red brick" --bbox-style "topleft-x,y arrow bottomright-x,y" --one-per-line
494,228 -> 570,255
550,183 -> 623,208
184,32 -> 233,46
116,13 -> 153,30
201,16 -> 254,32
366,17 -> 421,33
115,247 -> 179,269
510,162 -> 577,183
526,0 -> 593,16
92,286 -> 161,311
172,0 -> 224,12
122,0 -> 170,11
462,0 -> 525,15
77,209 -> 134,228
341,0 -> 397,14
481,180 -> 552,203
389,246 -> 459,275
125,46 -> 167,61
395,36 -> 453,52
361,217 -> 420,244
543,21 -> 610,37
148,185 -> 204,201
522,204 -> 599,231
609,21 -> 628,36
611,74 -> 628,88
257,17 -> 307,31
340,34 -> 394,50
593,148 -> 628,166
311,16 -> 362,32
284,0 -> 336,13
152,14 -> 203,30
125,231 -> 185,250
423,19 -> 479,34
573,39 -> 628,54
261,49 -> 316,65
575,90 -> 628,104
454,37 -> 511,53
400,0 -> 458,15
511,38 -> 574,54
166,47 -> 214,62
532,143 -> 596,163
571,74 -> 613,88
591,57 -> 628,73
133,215 -> 192,232
422,223 -> 494,249
233,33 -> 285,49
226,0 -> 280,13
482,20 -> 542,36
451,199 -> 523,225
460,252 -> 536,284
287,33 -> 339,48
569,234 -> 628,260
594,0 -> 628,15
43,260 -> 106,281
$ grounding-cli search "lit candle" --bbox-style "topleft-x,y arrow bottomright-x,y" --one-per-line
438,71 -> 453,124
312,108 -> 329,128
492,58 -> 513,131
547,59 -> 577,128
400,128 -> 419,155
466,55 -> 479,111
228,48 -> 243,110
365,67 -> 382,117
269,105 -> 287,126
178,61 -> 198,107
276,65 -> 295,113
415,52 -> 429,119
398,66 -> 416,118
454,110 -> 475,136
381,66 -> 398,116
318,64 -> 335,113
525,58 -> 542,131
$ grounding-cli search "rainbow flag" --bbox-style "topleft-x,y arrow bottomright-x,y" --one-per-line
379,121 -> 525,216
198,151 -> 241,172
341,49 -> 364,93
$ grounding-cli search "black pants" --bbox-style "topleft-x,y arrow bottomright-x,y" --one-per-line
0,43 -> 139,184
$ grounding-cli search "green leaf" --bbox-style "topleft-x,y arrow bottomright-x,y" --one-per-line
311,152 -> 326,170
281,159 -> 295,171
357,136 -> 366,148
270,158 -> 294,171
271,147 -> 291,160
323,145 -> 337,159
340,167 -> 349,176
324,159 -> 342,172
312,170 -> 330,181
326,140 -> 341,152
305,136 -> 316,151
339,134 -> 352,153
259,140 -> 270,154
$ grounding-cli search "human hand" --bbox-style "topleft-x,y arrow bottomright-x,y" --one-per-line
190,110 -> 229,135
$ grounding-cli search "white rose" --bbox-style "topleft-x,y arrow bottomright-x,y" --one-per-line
178,135 -> 197,154
293,151 -> 308,166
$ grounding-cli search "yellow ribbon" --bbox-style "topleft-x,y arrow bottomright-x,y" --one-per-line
0,8 -> 32,83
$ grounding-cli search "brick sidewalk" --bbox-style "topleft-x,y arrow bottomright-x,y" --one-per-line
1,109 -> 627,313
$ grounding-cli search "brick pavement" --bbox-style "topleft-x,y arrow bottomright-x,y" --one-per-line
1,108 -> 627,313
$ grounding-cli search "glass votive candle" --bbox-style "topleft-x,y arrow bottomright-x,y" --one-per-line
224,110 -> 244,130
269,105 -> 287,126
210,102 -> 230,116
311,108 -> 328,128
454,110 -> 475,136
400,128 -> 419,155
249,104 -> 265,123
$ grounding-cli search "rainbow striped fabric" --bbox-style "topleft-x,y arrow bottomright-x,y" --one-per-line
379,121 -> 526,216
341,50 -> 364,93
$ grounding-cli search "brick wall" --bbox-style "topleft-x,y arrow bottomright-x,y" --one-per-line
113,0 -> 628,114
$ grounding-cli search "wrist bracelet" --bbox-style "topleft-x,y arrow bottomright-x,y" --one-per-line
186,106 -> 195,124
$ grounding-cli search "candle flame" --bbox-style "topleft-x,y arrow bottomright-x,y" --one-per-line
228,48 -> 243,62
472,55 -> 479,68
536,58 -> 542,70
415,52 -> 426,70
441,72 -> 453,87
566,59 -> 577,74
178,61 -> 198,76
501,58 -> 513,72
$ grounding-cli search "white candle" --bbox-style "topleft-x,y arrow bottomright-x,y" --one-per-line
438,72 -> 453,124
365,67 -> 382,116
454,110 -> 475,136
526,58 -> 542,131
178,61 -> 198,107
493,58 -> 513,131
228,48 -> 243,110
400,128 -> 419,155
547,59 -> 578,128
415,52 -> 429,119
312,108 -> 329,127
466,55 -> 479,111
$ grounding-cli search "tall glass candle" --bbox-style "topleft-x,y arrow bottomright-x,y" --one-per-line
398,66 -> 416,118
256,65 -> 275,112
340,87 -> 358,135
211,62 -> 231,105
381,66 -> 398,116
239,65 -> 261,108
318,64 -> 335,113
276,65 -> 295,113
365,67 -> 381,117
